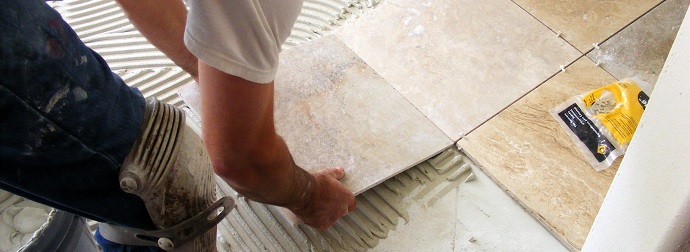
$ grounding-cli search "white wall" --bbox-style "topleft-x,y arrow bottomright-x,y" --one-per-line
583,8 -> 690,252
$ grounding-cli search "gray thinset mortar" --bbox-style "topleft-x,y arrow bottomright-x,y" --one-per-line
208,146 -> 474,252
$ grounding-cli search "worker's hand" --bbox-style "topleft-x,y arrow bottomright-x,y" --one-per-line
290,166 -> 356,230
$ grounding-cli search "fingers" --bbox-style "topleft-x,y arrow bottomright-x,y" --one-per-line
340,206 -> 350,218
331,167 -> 356,212
299,166 -> 357,231
348,198 -> 357,212
316,223 -> 331,231
316,166 -> 345,180
313,200 -> 354,231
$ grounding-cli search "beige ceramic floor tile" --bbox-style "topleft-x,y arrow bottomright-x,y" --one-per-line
281,35 -> 453,195
458,58 -> 621,250
513,0 -> 663,52
336,0 -> 580,140
587,0 -> 690,86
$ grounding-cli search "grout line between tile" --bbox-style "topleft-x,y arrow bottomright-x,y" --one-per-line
450,0 -> 596,141
584,0 -> 668,80
463,0 -> 667,139
507,0 -> 586,55
462,53 -> 586,139
509,0 -> 667,55
584,57 -> 624,83
586,0 -> 667,53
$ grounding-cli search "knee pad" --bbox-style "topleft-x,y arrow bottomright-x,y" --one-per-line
100,97 -> 232,251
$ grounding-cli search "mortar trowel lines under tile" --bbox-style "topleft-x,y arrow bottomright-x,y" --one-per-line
210,147 -> 507,251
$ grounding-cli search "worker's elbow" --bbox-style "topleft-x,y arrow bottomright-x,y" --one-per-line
208,149 -> 264,184
205,134 -> 284,185
210,155 -> 247,180
210,160 -> 232,179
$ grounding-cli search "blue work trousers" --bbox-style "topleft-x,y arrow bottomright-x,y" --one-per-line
0,0 -> 158,238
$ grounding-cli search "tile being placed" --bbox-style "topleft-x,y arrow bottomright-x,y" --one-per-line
588,0 -> 690,86
274,35 -> 452,194
336,0 -> 580,140
459,58 -> 620,250
512,0 -> 662,51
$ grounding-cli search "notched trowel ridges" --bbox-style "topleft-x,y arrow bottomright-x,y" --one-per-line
213,146 -> 475,252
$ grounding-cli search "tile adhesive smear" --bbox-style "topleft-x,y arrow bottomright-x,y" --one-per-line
33,0 -> 474,251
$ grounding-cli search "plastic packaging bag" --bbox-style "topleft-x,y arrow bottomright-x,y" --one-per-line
550,78 -> 652,171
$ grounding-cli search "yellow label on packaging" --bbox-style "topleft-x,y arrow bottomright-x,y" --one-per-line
581,79 -> 649,145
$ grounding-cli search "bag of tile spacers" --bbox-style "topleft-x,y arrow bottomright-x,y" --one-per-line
550,78 -> 652,171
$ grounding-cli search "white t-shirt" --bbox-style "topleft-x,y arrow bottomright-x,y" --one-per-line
184,0 -> 304,84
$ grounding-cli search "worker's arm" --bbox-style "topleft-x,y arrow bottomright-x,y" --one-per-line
115,0 -> 198,80
198,62 -> 356,230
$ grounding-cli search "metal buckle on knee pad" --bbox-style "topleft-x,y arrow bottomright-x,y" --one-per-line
98,197 -> 234,250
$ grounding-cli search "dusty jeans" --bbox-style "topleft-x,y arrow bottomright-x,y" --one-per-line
0,0 -> 157,235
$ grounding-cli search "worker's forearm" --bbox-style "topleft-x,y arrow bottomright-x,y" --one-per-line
198,63 -> 355,230
217,134 -> 315,211
197,63 -> 314,210
115,0 -> 198,79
